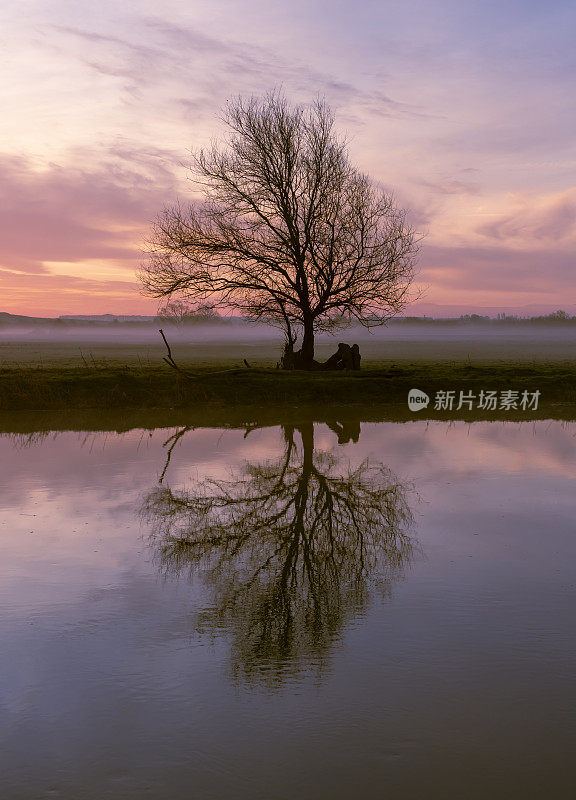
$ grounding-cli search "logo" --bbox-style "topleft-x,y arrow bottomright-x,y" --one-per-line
407,388 -> 541,412
408,389 -> 430,412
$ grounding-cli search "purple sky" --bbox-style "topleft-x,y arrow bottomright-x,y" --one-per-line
1,0 -> 575,316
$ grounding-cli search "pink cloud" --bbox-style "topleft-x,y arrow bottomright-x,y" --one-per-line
477,190 -> 576,243
0,153 -> 177,275
0,151 -> 182,314
419,178 -> 480,196
420,243 -> 576,295
0,269 -> 157,316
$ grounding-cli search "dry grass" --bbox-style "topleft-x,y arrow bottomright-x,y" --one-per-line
0,359 -> 575,414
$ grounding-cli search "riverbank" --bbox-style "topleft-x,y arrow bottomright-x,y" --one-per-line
1,361 -> 575,416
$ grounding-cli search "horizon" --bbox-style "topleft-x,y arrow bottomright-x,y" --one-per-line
3,301 -> 576,322
1,1 -> 575,316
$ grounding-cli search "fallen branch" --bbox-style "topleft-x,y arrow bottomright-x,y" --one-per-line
159,329 -> 186,374
159,425 -> 195,483
158,329 -> 253,381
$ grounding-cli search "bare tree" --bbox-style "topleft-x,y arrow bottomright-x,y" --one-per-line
140,91 -> 419,369
142,422 -> 416,684
155,299 -> 193,325
155,299 -> 219,325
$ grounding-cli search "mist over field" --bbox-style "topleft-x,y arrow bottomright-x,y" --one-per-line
2,320 -> 576,367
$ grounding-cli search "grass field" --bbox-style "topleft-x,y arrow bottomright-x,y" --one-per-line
1,361 -> 575,417
1,328 -> 575,416
1,325 -> 576,368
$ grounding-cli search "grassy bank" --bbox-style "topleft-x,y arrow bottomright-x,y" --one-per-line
1,360 -> 575,415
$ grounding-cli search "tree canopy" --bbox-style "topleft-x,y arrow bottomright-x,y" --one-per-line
140,91 -> 419,367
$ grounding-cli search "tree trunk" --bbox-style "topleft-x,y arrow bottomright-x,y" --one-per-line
280,315 -> 318,370
280,340 -> 296,369
299,315 -> 315,369
299,422 -> 314,478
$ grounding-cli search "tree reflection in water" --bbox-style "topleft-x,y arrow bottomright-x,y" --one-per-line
143,421 -> 417,685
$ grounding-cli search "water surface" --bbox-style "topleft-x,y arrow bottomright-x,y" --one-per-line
1,419 -> 575,799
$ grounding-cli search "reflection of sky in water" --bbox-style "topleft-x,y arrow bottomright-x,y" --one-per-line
0,421 -> 575,799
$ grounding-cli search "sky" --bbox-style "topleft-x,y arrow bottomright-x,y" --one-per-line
1,0 -> 575,317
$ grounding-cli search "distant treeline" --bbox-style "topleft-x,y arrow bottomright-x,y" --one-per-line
0,311 -> 233,328
1,309 -> 575,329
388,310 -> 576,326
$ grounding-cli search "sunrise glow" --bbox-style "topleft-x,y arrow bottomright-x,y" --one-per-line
2,0 -> 575,316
